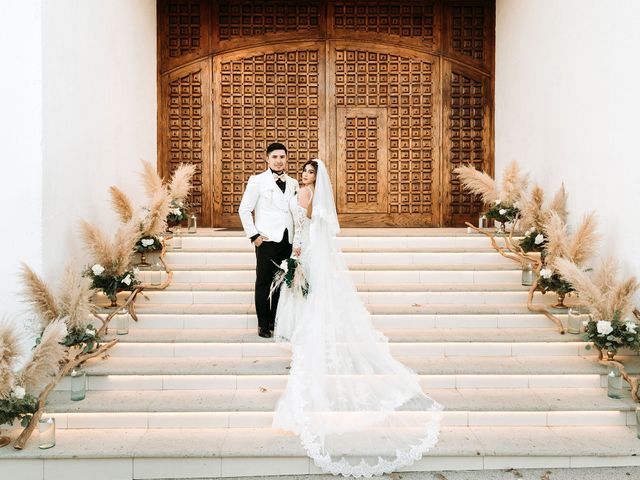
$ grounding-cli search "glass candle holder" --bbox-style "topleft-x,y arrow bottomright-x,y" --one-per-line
567,307 -> 589,335
38,417 -> 55,449
478,214 -> 488,229
171,227 -> 182,250
150,261 -> 162,286
187,214 -> 197,234
607,366 -> 625,399
521,263 -> 535,286
70,367 -> 87,401
115,310 -> 130,335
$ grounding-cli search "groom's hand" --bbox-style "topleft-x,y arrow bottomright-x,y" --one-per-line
253,235 -> 268,247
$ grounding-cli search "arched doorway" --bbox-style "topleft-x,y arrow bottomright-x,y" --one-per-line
158,0 -> 495,227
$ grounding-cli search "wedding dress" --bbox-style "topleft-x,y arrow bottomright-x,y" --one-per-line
272,160 -> 442,477
273,196 -> 311,343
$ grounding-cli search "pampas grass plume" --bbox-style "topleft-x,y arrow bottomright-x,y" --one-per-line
543,212 -> 569,267
113,219 -> 140,276
80,220 -> 114,269
549,183 -> 568,222
568,212 -> 598,266
453,164 -> 499,205
18,319 -> 67,396
168,163 -> 196,203
58,263 -> 95,332
140,160 -> 164,197
500,161 -> 529,205
142,189 -> 171,237
109,186 -> 134,223
554,258 -> 606,320
0,316 -> 31,398
519,185 -> 545,232
20,264 -> 58,328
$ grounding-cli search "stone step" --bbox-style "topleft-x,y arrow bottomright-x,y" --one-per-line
105,342 -> 595,358
130,313 -> 561,330
75,355 -> 639,378
131,290 -> 543,305
164,251 -> 516,266
1,426 -> 639,477
46,388 -> 637,414
106,328 -> 577,343
158,282 -> 529,292
165,269 -> 522,284
165,263 -> 520,272
131,303 -> 562,316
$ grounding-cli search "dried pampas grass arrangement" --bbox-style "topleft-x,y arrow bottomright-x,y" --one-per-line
519,183 -> 568,233
57,263 -> 96,332
140,159 -> 164,197
80,219 -> 139,276
543,212 -> 598,267
109,186 -> 134,223
454,160 -> 529,208
142,189 -> 171,237
17,319 -> 67,396
0,316 -> 31,398
555,257 -> 639,321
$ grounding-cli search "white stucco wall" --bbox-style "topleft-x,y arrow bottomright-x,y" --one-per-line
41,0 -> 157,281
496,0 -> 640,283
0,0 -> 44,313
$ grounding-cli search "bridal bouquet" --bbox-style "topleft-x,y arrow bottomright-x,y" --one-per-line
270,257 -> 309,299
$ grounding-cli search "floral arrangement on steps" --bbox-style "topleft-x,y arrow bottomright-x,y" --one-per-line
80,219 -> 140,307
454,160 -> 529,231
517,184 -> 568,253
538,211 -> 599,308
140,160 -> 196,230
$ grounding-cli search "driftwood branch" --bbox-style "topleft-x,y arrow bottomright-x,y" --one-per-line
13,339 -> 119,449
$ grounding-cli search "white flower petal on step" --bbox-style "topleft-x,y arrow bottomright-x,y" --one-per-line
91,264 -> 105,276
596,320 -> 613,336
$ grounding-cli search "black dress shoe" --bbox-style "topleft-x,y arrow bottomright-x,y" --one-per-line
258,328 -> 272,338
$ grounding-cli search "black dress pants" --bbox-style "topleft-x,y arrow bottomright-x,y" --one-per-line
254,230 -> 292,331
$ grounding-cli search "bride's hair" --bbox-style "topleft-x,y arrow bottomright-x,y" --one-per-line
301,159 -> 318,174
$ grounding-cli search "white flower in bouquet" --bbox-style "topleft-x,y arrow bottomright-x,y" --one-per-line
280,260 -> 289,273
540,268 -> 553,279
171,208 -> 182,216
499,209 -> 506,215
534,233 -> 545,245
596,320 -> 613,336
13,386 -> 26,399
141,237 -> 155,247
91,264 -> 105,276
625,322 -> 637,334
122,274 -> 132,286
85,328 -> 96,336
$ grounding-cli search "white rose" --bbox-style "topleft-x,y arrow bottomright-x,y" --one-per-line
172,208 -> 182,216
91,264 -> 105,276
122,274 -> 132,286
625,322 -> 637,334
539,268 -> 553,279
534,233 -> 544,245
499,209 -> 507,215
279,260 -> 289,273
596,320 -> 613,336
85,328 -> 96,336
141,238 -> 154,247
13,386 -> 25,399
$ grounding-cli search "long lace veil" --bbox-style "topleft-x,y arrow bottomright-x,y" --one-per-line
273,159 -> 443,477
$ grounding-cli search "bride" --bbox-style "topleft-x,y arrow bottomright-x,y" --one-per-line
272,159 -> 443,477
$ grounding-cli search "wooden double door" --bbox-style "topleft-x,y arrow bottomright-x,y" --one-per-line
158,1 -> 495,227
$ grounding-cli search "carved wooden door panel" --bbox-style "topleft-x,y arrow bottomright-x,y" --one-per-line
336,108 -> 389,214
329,44 -> 441,227
211,43 -> 325,227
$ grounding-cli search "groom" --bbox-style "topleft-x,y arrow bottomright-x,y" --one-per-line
239,143 -> 299,338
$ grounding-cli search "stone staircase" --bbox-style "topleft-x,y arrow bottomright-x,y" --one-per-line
2,228 -> 639,480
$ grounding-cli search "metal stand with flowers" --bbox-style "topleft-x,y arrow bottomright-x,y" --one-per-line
86,263 -> 140,308
135,236 -> 162,266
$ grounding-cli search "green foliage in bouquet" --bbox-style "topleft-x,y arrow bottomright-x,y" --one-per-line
0,391 -> 38,427
537,269 -> 574,296
167,200 -> 188,225
85,265 -> 140,302
519,228 -> 546,253
583,312 -> 640,354
486,201 -> 519,224
135,236 -> 162,253
272,257 -> 309,297
62,323 -> 100,353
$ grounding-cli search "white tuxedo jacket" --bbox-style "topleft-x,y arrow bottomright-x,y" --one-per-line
238,170 -> 299,243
